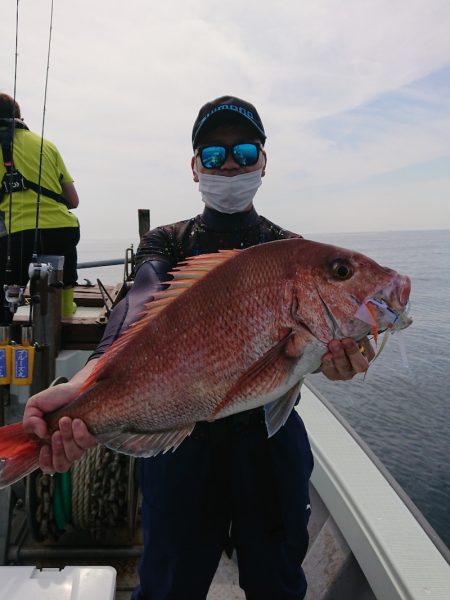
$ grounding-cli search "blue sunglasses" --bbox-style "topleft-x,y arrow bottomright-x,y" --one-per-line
198,143 -> 261,169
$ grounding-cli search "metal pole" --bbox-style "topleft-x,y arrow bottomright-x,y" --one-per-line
77,259 -> 125,269
8,544 -> 144,562
138,209 -> 150,239
0,326 -> 11,426
30,256 -> 63,395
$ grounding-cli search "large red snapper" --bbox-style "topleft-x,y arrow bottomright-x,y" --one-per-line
0,238 -> 411,487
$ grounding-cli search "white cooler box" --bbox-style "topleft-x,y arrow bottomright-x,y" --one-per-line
0,566 -> 116,600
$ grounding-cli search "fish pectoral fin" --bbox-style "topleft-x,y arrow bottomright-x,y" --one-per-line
97,424 -> 195,457
264,380 -> 303,438
212,330 -> 295,418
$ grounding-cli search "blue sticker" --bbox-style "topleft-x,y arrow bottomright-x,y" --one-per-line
0,348 -> 7,378
14,349 -> 29,379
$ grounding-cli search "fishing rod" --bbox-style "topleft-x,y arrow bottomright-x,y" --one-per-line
2,0 -> 57,331
2,0 -> 57,320
25,0 -> 58,332
2,0 -> 23,315
32,0 -> 55,255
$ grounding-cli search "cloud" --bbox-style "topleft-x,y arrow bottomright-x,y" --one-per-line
1,0 -> 449,236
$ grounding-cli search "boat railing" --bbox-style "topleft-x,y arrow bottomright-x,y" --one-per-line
300,380 -> 450,600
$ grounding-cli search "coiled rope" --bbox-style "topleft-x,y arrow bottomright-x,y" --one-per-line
71,445 -> 104,530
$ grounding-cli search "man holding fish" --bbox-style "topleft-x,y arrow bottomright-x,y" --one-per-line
22,96 -> 377,600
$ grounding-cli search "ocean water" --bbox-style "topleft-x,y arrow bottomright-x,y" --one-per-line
307,229 -> 450,550
76,229 -> 450,548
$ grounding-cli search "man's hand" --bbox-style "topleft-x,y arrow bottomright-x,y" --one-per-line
23,364 -> 98,474
320,337 -> 375,381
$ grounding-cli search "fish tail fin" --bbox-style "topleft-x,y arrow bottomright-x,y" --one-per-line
0,422 -> 40,488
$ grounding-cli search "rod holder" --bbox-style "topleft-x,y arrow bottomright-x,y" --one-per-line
20,325 -> 34,345
0,325 -> 11,345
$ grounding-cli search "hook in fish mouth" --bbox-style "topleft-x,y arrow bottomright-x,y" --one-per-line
390,299 -> 413,331
354,296 -> 412,333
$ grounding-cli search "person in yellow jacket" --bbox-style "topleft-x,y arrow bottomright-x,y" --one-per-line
0,93 -> 80,324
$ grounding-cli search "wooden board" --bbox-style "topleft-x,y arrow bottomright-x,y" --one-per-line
11,281 -> 127,350
73,283 -> 118,307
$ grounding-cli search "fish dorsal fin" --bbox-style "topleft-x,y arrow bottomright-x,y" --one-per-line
81,249 -> 241,392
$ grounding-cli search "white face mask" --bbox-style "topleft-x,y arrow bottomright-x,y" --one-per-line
198,170 -> 263,214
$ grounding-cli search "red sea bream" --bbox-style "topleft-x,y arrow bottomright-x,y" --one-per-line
0,238 -> 412,487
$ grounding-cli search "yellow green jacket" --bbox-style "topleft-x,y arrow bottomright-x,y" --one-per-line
0,126 -> 79,233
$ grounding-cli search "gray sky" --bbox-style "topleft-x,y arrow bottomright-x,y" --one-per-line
1,0 -> 449,238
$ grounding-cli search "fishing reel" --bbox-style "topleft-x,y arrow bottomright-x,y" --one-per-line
28,256 -> 65,289
28,260 -> 53,283
3,283 -> 25,314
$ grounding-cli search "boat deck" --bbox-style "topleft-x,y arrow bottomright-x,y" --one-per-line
114,553 -> 244,600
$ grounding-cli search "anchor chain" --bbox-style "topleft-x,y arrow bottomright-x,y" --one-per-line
88,447 -> 129,539
34,473 -> 59,540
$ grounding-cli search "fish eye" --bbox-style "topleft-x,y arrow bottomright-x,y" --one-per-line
330,259 -> 354,280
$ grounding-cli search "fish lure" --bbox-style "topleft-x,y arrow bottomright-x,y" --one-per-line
354,298 -> 411,367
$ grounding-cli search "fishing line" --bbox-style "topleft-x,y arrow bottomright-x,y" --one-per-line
32,0 -> 55,257
4,0 -> 21,287
28,0 -> 55,330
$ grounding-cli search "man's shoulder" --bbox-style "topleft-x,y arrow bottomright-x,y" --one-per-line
257,215 -> 302,240
141,215 -> 200,242
18,129 -> 59,154
136,215 -> 200,267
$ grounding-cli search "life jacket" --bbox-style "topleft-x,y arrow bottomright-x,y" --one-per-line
0,118 -> 68,207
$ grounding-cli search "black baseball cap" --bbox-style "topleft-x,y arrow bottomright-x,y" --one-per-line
192,95 -> 266,149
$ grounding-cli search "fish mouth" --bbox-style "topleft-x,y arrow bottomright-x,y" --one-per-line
311,274 -> 412,344
354,274 -> 413,336
356,297 -> 413,331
